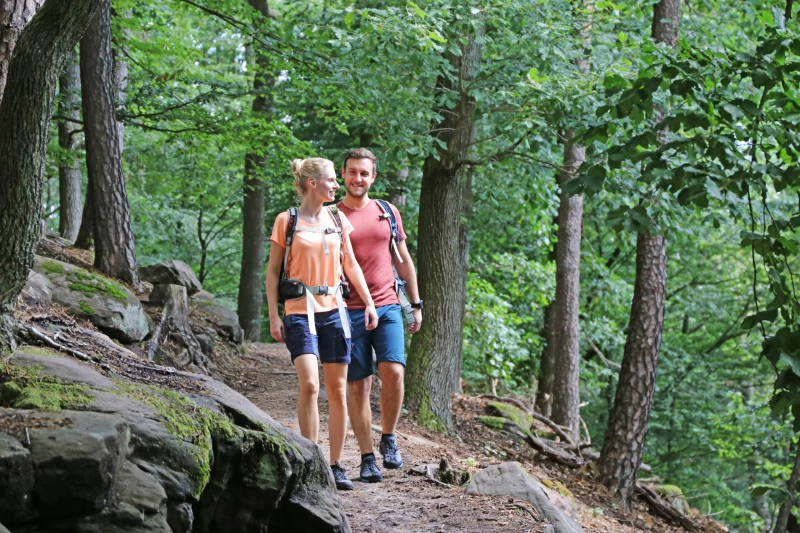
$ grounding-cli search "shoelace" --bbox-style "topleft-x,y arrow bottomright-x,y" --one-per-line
382,438 -> 398,453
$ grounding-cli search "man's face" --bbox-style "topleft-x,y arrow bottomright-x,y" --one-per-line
342,158 -> 376,198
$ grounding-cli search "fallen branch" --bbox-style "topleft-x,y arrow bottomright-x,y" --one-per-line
531,413 -> 575,445
146,309 -> 167,361
636,483 -> 697,531
525,436 -> 584,468
513,502 -> 542,522
23,325 -> 90,362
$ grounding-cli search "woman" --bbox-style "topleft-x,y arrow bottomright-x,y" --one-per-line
266,157 -> 378,490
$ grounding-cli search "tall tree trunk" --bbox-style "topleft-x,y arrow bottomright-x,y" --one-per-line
0,0 -> 45,105
597,0 -> 678,507
80,0 -> 140,289
0,0 -> 103,352
536,300 -> 556,416
111,12 -> 127,155
405,15 -> 484,431
74,177 -> 94,248
551,133 -> 585,441
58,47 -> 83,242
775,444 -> 800,533
454,166 -> 474,394
236,0 -> 274,342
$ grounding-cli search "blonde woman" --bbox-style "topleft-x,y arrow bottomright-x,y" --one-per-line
266,157 -> 378,490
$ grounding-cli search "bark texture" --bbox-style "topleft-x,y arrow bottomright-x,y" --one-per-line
536,302 -> 555,417
405,17 -> 484,431
0,0 -> 44,105
74,176 -> 94,248
236,0 -> 274,342
0,0 -> 102,352
57,47 -> 83,242
80,0 -> 140,290
550,133 -> 585,441
597,0 -> 678,507
598,233 -> 668,505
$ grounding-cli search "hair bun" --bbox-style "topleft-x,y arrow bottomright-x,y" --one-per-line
291,159 -> 305,179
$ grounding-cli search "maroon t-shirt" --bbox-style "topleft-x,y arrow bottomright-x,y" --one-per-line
337,199 -> 407,310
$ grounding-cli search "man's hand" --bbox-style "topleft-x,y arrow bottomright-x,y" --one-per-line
408,308 -> 422,334
270,319 -> 285,343
365,305 -> 379,331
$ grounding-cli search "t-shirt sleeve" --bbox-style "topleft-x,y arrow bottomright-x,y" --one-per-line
270,212 -> 288,247
338,211 -> 354,240
390,204 -> 407,241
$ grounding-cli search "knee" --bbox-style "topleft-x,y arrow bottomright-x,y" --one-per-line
348,378 -> 371,403
379,363 -> 404,388
299,379 -> 319,399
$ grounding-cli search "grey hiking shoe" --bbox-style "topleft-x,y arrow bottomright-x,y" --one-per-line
331,462 -> 355,490
359,454 -> 384,483
379,434 -> 404,469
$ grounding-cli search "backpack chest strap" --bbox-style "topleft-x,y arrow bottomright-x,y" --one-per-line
302,283 -> 351,339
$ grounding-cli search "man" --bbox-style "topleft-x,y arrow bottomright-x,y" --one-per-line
337,148 -> 423,483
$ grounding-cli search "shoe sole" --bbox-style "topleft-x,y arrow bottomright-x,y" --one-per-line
382,460 -> 404,469
336,483 -> 355,490
359,475 -> 384,483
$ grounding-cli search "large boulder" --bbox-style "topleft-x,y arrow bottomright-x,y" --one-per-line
0,347 -> 350,533
140,261 -> 202,296
466,462 -> 583,533
191,300 -> 243,345
32,256 -> 151,343
21,270 -> 52,307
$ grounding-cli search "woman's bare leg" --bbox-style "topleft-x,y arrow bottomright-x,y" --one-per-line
294,354 -> 320,442
323,362 -> 349,463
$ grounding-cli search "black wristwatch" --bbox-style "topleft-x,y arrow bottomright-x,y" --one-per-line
410,300 -> 424,310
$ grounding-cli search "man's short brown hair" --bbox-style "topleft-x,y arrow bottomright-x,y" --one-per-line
342,148 -> 377,174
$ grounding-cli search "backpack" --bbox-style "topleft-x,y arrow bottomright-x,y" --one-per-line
374,200 -> 414,322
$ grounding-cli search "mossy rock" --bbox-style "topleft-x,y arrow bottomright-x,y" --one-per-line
478,415 -> 508,431
33,256 -> 152,342
656,484 -> 691,516
0,361 -> 93,411
485,401 -> 533,429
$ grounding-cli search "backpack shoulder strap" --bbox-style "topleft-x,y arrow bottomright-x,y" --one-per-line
375,200 -> 403,263
282,208 -> 299,280
327,206 -> 347,283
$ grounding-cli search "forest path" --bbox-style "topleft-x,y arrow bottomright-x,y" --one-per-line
216,342 -> 541,533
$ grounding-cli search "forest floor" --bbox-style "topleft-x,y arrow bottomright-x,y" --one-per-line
214,342 -> 721,533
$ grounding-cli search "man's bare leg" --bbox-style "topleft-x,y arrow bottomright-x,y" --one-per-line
378,362 -> 404,435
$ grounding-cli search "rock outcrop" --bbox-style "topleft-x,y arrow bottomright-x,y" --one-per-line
140,261 -> 203,296
31,256 -> 151,343
0,348 -> 350,533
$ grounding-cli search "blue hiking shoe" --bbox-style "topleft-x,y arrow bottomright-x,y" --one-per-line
379,434 -> 404,469
359,453 -> 383,483
331,462 -> 354,491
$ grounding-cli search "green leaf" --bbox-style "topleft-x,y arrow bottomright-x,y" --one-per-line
741,308 -> 778,330
618,31 -> 627,44
344,10 -> 355,30
752,69 -> 772,88
428,31 -> 446,43
408,1 -> 425,19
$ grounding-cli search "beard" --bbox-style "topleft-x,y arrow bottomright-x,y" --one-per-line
346,184 -> 370,198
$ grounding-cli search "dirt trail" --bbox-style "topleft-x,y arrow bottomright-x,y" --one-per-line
217,343 -> 542,533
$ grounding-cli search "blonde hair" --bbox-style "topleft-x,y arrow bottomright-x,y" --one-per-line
291,158 -> 334,195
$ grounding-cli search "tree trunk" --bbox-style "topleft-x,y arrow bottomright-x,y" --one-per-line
111,12 -> 127,155
0,0 -> 102,352
58,47 -> 83,242
536,301 -> 556,417
598,232 -> 668,505
775,444 -> 800,533
597,0 -> 678,507
236,0 -> 274,342
0,0 -> 45,104
80,0 -> 140,290
551,133 -> 585,442
74,176 -> 94,248
405,16 -> 484,431
454,166 -> 474,394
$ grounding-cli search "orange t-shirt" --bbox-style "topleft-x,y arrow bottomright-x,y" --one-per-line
270,208 -> 353,316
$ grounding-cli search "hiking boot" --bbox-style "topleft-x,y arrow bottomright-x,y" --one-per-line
331,462 -> 355,491
359,454 -> 384,483
379,434 -> 404,469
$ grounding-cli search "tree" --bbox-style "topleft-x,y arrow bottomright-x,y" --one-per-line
0,0 -> 102,351
237,0 -> 275,342
80,0 -> 141,289
405,9 -> 484,431
57,48 -> 83,242
597,0 -> 680,507
0,0 -> 44,105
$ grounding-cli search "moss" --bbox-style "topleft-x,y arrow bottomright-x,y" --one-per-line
113,380 -> 239,496
478,415 -> 508,431
486,401 -> 533,429
17,345 -> 61,357
541,478 -> 554,489
244,425 -> 301,458
656,484 -> 684,497
554,480 -> 574,500
41,260 -> 65,275
0,361 -> 93,410
418,400 -> 447,432
68,269 -> 128,300
79,300 -> 95,314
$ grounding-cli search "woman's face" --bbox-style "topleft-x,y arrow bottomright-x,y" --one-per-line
309,164 -> 340,203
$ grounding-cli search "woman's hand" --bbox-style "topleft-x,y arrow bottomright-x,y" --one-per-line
364,304 -> 379,331
270,318 -> 286,343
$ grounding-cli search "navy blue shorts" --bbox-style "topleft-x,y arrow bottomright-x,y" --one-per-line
284,309 -> 351,364
347,304 -> 406,382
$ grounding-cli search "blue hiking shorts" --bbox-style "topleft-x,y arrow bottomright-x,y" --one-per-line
284,309 -> 351,365
347,303 -> 406,382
